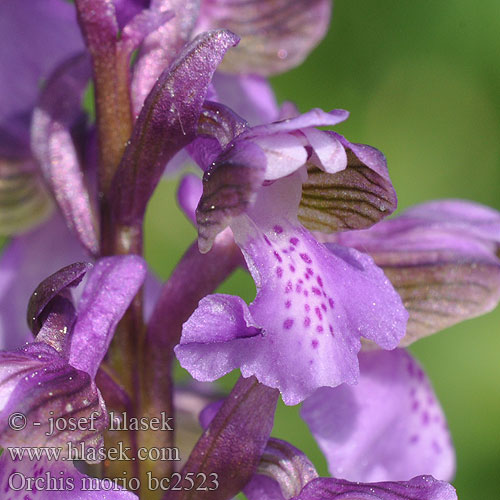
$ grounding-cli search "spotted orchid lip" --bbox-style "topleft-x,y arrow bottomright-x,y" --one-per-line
177,173 -> 408,405
301,349 -> 455,484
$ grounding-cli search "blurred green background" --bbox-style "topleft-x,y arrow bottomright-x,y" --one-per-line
144,1 -> 500,498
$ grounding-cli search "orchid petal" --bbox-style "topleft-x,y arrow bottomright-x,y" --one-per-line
178,174 -> 407,404
119,6 -> 175,59
0,455 -> 137,498
253,133 -> 308,181
111,30 -> 240,226
257,439 -> 319,499
243,439 -> 319,500
176,294 -> 264,380
0,343 -> 106,452
178,174 -> 203,224
301,350 -> 455,483
196,140 -> 266,253
197,101 -> 248,152
336,201 -> 500,345
245,109 -> 349,137
402,199 -> 500,248
0,215 -> 87,350
187,101 -> 248,170
27,262 -> 91,335
113,0 -> 149,28
296,476 -> 457,500
195,0 -> 332,76
131,0 -> 201,114
0,0 -> 83,154
31,55 -> 99,256
69,256 -> 147,378
35,295 -> 78,356
193,107 -> 358,249
302,128 -> 347,174
211,72 -> 279,126
299,139 -> 397,234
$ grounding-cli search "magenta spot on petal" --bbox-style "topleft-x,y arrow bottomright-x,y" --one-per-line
305,273 -> 310,280
317,275 -> 324,287
304,317 -> 311,327
289,265 -> 296,272
289,246 -> 295,252
422,411 -> 430,425
285,300 -> 292,309
411,400 -> 419,412
312,287 -> 321,296
315,307 -> 323,321
316,326 -> 324,333
312,339 -> 319,349
329,325 -> 334,335
296,284 -> 302,293
300,253 -> 312,264
417,368 -> 425,381
285,281 -> 293,293
407,362 -> 415,377
274,225 -> 283,234
290,237 -> 299,246
306,267 -> 314,276
409,387 -> 417,397
305,304 -> 311,312
298,279 -> 304,284
276,267 -> 283,278
303,290 -> 309,297
283,249 -> 289,254
328,298 -> 335,309
283,318 -> 294,330
321,303 -> 327,312
409,434 -> 419,444
432,440 -> 442,454
264,235 -> 272,247
273,251 -> 282,263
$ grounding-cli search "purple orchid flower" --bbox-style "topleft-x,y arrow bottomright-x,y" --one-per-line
197,404 -> 457,500
0,255 -> 145,498
332,199 -> 500,345
301,349 -> 455,483
175,105 -> 409,405
131,0 -> 331,117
